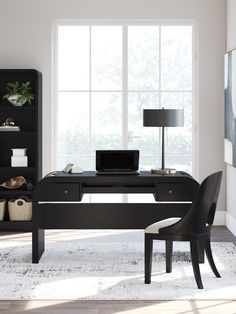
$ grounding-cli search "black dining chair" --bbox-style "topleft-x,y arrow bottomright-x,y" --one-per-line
144,171 -> 222,289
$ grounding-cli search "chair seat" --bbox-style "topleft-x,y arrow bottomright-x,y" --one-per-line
145,217 -> 181,234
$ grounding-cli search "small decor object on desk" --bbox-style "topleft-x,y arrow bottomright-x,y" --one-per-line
0,176 -> 33,190
0,118 -> 20,131
62,163 -> 74,173
11,148 -> 28,167
62,163 -> 84,174
8,196 -> 32,221
3,81 -> 34,106
0,199 -> 6,221
150,168 -> 176,175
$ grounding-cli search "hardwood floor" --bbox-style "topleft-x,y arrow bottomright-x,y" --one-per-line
0,227 -> 235,314
0,300 -> 235,314
211,226 -> 236,245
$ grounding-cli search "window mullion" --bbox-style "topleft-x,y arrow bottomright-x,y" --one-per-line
89,25 -> 92,203
122,24 -> 128,150
159,26 -> 162,106
158,26 -> 162,163
89,25 -> 92,168
122,25 -> 129,203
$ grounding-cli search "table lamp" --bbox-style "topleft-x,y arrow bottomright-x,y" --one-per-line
143,108 -> 184,174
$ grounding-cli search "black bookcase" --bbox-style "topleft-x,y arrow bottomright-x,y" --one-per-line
0,69 -> 42,231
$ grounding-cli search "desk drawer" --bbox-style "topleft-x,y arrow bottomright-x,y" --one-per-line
157,183 -> 183,201
53,183 -> 81,201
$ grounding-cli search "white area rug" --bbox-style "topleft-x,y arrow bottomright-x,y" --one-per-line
0,239 -> 236,300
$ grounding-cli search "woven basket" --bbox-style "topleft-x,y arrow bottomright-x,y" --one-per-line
8,196 -> 32,221
0,199 -> 6,221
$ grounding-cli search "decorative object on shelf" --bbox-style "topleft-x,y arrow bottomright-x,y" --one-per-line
11,148 -> 27,156
11,148 -> 28,167
0,176 -> 33,190
0,118 -> 20,131
143,107 -> 184,174
3,81 -> 35,106
8,196 -> 32,221
0,199 -> 6,221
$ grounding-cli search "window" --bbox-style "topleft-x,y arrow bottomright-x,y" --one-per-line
54,22 -> 194,176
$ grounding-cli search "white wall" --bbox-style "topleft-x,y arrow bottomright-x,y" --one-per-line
226,0 -> 236,234
0,0 -> 226,217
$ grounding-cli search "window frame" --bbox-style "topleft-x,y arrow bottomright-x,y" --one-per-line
51,19 -> 198,179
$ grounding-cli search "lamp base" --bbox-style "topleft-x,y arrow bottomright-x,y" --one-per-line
150,168 -> 176,175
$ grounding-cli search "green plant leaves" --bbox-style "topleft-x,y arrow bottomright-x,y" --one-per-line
2,81 -> 35,105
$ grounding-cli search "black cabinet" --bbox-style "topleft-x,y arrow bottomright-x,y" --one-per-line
0,69 -> 42,231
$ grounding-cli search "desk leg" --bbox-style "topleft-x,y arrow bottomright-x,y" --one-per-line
198,240 -> 205,264
32,228 -> 45,263
32,203 -> 45,263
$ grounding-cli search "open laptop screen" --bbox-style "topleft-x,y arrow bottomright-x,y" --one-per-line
96,150 -> 139,172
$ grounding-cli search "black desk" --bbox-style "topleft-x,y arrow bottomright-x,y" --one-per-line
32,171 -> 199,263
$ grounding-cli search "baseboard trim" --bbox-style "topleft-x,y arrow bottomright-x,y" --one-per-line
214,210 -> 226,226
226,212 -> 236,236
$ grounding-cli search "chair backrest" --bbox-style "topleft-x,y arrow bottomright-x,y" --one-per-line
160,171 -> 222,236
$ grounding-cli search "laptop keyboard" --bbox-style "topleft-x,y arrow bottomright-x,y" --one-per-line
96,171 -> 140,175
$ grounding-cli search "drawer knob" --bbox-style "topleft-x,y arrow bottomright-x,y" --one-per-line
168,190 -> 173,194
64,190 -> 69,194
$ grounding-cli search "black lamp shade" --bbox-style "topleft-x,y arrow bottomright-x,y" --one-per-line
143,109 -> 184,127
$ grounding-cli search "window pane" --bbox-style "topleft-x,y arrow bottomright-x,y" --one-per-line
161,92 -> 192,173
128,194 -> 156,203
58,92 -> 90,169
128,92 -> 160,157
91,194 -> 122,203
91,26 -> 122,90
139,156 -> 161,171
58,26 -> 89,90
165,156 -> 192,174
91,92 -> 122,152
161,26 -> 192,91
128,26 -> 159,91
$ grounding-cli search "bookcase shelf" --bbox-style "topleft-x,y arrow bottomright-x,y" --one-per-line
0,69 -> 42,232
0,221 -> 32,232
0,105 -> 36,110
0,132 -> 36,135
0,190 -> 33,196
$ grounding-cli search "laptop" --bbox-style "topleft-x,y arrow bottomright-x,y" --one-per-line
96,150 -> 140,175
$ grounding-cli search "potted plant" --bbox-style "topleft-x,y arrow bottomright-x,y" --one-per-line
3,81 -> 35,106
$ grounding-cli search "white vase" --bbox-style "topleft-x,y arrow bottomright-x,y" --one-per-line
7,94 -> 26,106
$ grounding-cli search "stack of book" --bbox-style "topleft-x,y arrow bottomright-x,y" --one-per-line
0,125 -> 20,131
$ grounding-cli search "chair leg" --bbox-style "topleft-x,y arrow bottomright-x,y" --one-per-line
166,240 -> 173,273
198,240 -> 205,264
190,241 -> 204,289
145,235 -> 153,284
205,239 -> 221,278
